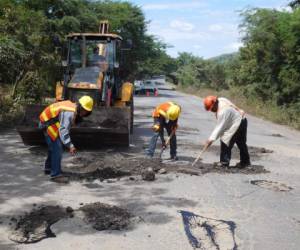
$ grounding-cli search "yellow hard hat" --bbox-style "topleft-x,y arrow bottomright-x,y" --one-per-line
79,96 -> 94,111
167,104 -> 181,120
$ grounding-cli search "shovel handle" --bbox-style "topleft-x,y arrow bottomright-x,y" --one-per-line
165,129 -> 176,146
160,129 -> 176,158
192,146 -> 208,166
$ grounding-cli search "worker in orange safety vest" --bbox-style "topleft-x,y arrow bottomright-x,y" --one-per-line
39,96 -> 93,183
145,101 -> 181,160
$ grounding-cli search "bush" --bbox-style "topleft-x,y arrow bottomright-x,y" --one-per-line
17,71 -> 47,102
0,95 -> 23,127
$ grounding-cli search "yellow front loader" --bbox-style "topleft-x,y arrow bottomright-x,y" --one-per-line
18,21 -> 134,148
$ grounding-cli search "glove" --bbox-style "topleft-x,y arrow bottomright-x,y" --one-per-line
171,124 -> 178,131
69,146 -> 77,156
152,124 -> 160,132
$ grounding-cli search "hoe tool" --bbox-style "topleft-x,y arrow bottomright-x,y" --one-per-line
159,129 -> 176,161
192,145 -> 208,167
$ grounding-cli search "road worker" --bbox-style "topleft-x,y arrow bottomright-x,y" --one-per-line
202,96 -> 250,168
39,96 -> 93,183
146,101 -> 181,160
90,47 -> 106,67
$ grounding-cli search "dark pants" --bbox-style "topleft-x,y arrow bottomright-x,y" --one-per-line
146,120 -> 177,157
44,134 -> 63,177
220,118 -> 250,166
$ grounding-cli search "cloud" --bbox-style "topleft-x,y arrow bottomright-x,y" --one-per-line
143,1 -> 207,11
170,20 -> 195,32
208,23 -> 238,37
225,42 -> 243,51
209,24 -> 223,32
148,19 -> 211,43
148,26 -> 211,43
193,44 -> 203,49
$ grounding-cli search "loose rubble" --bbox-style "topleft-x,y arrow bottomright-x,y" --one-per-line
9,205 -> 69,244
9,203 -> 132,244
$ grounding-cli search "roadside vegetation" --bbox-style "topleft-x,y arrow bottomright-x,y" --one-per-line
174,1 -> 300,130
0,0 -> 299,129
0,0 -> 174,126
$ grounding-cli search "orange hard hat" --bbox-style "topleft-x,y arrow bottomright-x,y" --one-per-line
203,96 -> 217,111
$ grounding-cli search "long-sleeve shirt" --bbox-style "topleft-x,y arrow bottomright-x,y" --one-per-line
58,111 -> 75,148
208,97 -> 244,146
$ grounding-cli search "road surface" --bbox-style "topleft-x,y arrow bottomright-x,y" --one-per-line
0,87 -> 299,250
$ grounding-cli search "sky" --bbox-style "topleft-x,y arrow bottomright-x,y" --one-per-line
130,0 -> 291,58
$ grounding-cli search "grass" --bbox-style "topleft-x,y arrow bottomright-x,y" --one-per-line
178,85 -> 300,130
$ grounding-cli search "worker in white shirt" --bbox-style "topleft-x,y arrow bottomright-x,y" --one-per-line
202,96 -> 251,168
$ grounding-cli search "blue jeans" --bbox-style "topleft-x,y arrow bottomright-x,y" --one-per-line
146,123 -> 177,157
44,134 -> 63,177
146,131 -> 160,157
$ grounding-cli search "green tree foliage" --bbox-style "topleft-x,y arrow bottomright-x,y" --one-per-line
236,8 -> 300,109
289,0 -> 300,9
175,52 -> 227,89
174,4 -> 300,127
0,0 -> 172,100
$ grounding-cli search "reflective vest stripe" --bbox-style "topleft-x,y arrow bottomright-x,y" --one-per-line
40,101 -> 76,141
50,106 -> 56,118
47,124 -> 59,141
41,112 -> 48,122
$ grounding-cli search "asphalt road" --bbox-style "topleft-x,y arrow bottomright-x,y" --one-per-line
0,88 -> 300,250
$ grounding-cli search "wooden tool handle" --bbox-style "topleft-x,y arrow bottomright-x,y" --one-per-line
192,146 -> 208,166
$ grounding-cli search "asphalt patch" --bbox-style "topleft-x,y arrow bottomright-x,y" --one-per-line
180,210 -> 237,250
9,205 -> 70,244
79,202 -> 131,231
9,203 -> 132,244
250,180 -> 293,192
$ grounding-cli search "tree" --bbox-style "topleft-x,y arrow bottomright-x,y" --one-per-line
0,0 -> 173,99
289,0 -> 300,9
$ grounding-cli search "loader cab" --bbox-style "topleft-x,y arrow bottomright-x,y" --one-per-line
61,33 -> 123,106
67,34 -> 122,72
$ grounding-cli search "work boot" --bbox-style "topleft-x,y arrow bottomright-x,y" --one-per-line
169,155 -> 178,161
144,154 -> 153,159
50,175 -> 69,184
235,162 -> 251,169
213,162 -> 229,168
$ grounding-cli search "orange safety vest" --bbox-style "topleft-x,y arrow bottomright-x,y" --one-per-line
152,102 -> 175,118
39,100 -> 76,141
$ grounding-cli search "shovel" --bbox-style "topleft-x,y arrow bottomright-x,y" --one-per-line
159,129 -> 176,161
191,145 -> 208,167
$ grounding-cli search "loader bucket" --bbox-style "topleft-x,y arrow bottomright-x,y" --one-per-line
17,105 -> 130,148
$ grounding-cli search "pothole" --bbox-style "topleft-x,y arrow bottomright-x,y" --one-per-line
180,210 -> 237,250
79,202 -> 132,231
250,180 -> 293,192
180,144 -> 273,161
9,203 -> 132,244
9,205 -> 70,244
270,133 -> 284,137
195,164 -> 269,175
62,153 -> 269,183
63,155 -> 161,181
